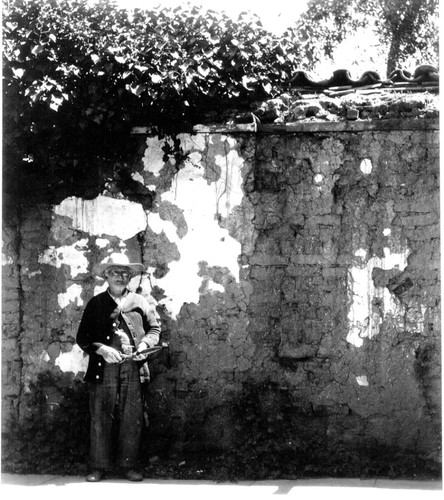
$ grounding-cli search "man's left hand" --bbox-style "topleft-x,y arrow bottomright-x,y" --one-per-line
132,343 -> 149,361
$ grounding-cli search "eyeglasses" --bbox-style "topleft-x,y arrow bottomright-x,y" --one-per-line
108,269 -> 130,278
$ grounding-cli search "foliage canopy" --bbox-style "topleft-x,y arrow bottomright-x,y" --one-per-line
3,0 -> 305,204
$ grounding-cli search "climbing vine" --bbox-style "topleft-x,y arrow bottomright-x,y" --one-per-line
2,0 -> 303,206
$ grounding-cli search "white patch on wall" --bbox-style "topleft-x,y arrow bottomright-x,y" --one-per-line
131,172 -> 145,183
143,134 -> 207,178
55,344 -> 88,375
143,137 -> 171,176
356,375 -> 369,386
354,248 -> 367,259
95,238 -> 109,248
206,281 -> 225,294
38,239 -> 89,277
145,135 -> 243,318
40,351 -> 50,363
58,284 -> 84,309
347,246 -> 410,347
148,212 -> 179,242
360,158 -> 373,174
2,253 -> 13,265
27,269 -> 42,278
214,145 -> 244,218
54,195 -> 147,240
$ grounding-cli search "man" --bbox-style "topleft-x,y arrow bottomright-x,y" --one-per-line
77,253 -> 161,482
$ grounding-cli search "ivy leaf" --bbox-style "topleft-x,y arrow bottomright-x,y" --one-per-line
262,82 -> 272,94
5,22 -> 18,31
31,45 -> 45,56
197,63 -> 211,77
129,84 -> 146,96
242,75 -> 256,90
135,65 -> 150,72
12,68 -> 25,79
150,74 -> 162,83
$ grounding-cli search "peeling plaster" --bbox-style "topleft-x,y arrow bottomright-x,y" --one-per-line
2,253 -> 13,265
58,284 -> 84,309
356,375 -> 369,386
214,147 -> 244,218
207,281 -> 225,293
55,344 -> 88,374
27,269 -> 42,278
360,158 -> 373,174
354,248 -> 367,259
144,135 -> 244,318
148,212 -> 180,242
54,195 -> 147,240
143,137 -> 172,176
95,238 -> 110,248
38,239 -> 89,277
347,246 -> 410,347
131,172 -> 145,183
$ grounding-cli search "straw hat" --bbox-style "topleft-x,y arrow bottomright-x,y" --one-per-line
93,253 -> 144,278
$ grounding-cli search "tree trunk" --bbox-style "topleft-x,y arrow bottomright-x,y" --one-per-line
386,35 -> 402,76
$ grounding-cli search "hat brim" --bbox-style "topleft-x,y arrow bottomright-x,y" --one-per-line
93,262 -> 145,278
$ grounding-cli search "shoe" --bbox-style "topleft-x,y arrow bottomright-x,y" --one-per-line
124,469 -> 143,481
86,469 -> 105,482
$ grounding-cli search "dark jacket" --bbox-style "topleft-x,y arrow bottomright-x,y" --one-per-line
76,289 -> 161,383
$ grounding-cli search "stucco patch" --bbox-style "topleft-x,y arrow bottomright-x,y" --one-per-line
38,239 -> 89,277
150,148 -> 243,317
356,375 -> 369,386
347,247 -> 410,347
360,158 -> 373,174
2,253 -> 13,265
55,344 -> 88,374
54,195 -> 147,240
58,283 -> 84,309
95,238 -> 110,248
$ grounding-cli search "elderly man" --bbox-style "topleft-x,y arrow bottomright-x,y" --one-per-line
77,253 -> 160,482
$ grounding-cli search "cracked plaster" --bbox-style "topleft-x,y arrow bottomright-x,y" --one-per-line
347,247 -> 410,347
2,123 -> 440,472
143,134 -> 245,318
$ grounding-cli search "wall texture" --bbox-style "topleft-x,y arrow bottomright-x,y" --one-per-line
2,119 -> 441,477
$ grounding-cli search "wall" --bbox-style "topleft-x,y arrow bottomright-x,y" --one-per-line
2,119 -> 441,476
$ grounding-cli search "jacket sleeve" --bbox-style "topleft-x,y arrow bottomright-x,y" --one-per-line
140,299 -> 161,348
76,298 -> 103,355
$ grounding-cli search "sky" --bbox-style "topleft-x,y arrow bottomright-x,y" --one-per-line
113,0 -> 309,35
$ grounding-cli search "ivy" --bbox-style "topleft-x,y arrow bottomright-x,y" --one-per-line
2,0 -> 304,206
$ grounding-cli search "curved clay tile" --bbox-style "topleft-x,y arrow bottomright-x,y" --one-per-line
389,65 -> 438,83
291,65 -> 438,90
289,70 -> 328,88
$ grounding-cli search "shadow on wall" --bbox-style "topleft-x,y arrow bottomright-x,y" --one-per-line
1,373 -> 90,474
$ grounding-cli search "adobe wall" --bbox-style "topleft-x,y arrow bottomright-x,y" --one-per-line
2,119 -> 441,476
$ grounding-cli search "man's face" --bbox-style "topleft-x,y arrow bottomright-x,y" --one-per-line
105,266 -> 131,288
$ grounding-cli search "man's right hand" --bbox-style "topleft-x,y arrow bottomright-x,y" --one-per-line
96,345 -> 123,364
